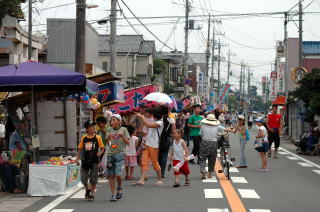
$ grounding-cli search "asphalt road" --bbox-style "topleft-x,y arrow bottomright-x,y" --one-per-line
21,128 -> 320,212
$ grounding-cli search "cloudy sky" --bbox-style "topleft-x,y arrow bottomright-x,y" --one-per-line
21,0 -> 320,93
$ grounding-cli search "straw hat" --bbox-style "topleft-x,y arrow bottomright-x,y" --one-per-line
201,114 -> 220,126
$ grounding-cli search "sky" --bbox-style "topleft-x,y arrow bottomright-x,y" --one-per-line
20,0 -> 320,94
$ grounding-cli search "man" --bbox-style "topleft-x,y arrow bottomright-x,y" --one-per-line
266,105 -> 283,158
188,104 -> 203,164
248,113 -> 254,129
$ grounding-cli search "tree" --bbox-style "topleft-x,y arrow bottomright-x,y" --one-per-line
153,58 -> 166,75
293,68 -> 320,115
0,0 -> 23,28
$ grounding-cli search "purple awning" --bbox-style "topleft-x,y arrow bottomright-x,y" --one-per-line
0,62 -> 98,92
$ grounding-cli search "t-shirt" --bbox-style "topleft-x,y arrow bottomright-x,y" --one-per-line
200,124 -> 225,141
107,127 -> 130,156
145,119 -> 164,148
9,131 -> 28,150
126,136 -> 138,156
258,126 -> 268,142
249,115 -> 254,122
78,134 -> 104,150
267,113 -> 282,129
97,126 -> 109,146
188,114 -> 203,137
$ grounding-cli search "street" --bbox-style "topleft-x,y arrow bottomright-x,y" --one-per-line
20,130 -> 320,212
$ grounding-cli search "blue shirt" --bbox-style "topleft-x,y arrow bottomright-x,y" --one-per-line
9,131 -> 27,150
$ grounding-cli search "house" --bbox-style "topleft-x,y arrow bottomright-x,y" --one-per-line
0,15 -> 45,65
98,35 -> 156,87
157,51 -> 184,84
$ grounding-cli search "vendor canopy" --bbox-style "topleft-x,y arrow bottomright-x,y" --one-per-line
0,62 -> 98,92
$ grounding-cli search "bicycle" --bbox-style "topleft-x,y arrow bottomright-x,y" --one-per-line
217,132 -> 235,180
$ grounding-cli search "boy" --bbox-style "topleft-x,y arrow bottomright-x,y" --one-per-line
96,116 -> 109,177
106,114 -> 130,202
76,120 -> 105,201
188,104 -> 203,164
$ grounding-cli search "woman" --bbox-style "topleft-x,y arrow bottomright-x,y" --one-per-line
199,114 -> 234,179
234,115 -> 249,168
135,108 -> 164,185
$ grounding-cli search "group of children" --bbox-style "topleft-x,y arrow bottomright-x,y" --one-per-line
76,112 -> 190,202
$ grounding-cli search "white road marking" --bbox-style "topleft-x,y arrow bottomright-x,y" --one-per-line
298,162 -> 314,167
229,167 -> 239,173
231,177 -> 248,183
208,209 -> 229,212
287,156 -> 299,160
312,170 -> 320,174
203,177 -> 218,183
204,189 -> 223,198
278,151 -> 289,155
238,189 -> 260,199
70,189 -> 85,199
51,210 -> 74,212
37,186 -> 82,212
249,210 -> 271,212
279,147 -> 320,169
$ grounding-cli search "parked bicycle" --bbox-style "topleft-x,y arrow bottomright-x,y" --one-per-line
218,132 -> 235,180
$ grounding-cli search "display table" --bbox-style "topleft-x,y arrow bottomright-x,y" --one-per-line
28,163 -> 80,196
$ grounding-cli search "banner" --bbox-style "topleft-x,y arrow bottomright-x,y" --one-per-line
112,85 -> 156,114
98,82 -> 125,105
66,164 -> 80,188
218,84 -> 231,104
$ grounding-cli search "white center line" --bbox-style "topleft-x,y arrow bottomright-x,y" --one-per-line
249,209 -> 271,212
208,209 -> 230,212
287,156 -> 299,160
231,177 -> 248,183
279,147 -> 320,169
298,162 -> 314,167
312,170 -> 320,174
204,189 -> 223,198
238,189 -> 260,199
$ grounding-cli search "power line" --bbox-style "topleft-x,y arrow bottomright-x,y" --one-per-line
119,0 -> 175,51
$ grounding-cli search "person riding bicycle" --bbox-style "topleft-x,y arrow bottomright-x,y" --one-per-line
198,114 -> 234,179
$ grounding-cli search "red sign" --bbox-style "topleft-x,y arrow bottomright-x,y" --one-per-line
111,85 -> 157,114
271,71 -> 277,79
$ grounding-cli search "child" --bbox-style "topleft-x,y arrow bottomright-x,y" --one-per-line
125,126 -> 138,180
76,120 -> 105,201
254,118 -> 269,172
106,114 -> 130,202
170,129 -> 190,187
96,116 -> 108,177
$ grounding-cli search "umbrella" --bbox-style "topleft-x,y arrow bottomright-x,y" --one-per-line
143,92 -> 173,104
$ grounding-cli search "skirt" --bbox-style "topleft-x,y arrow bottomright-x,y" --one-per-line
125,155 -> 138,167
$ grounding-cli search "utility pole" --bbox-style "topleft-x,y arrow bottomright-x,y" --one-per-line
210,21 -> 215,104
75,0 -> 86,73
184,0 -> 190,97
298,0 -> 303,68
226,50 -> 231,109
284,12 -> 288,98
217,39 -> 221,96
239,62 -> 243,111
205,14 -> 211,99
110,0 -> 117,73
247,68 -> 251,111
28,0 -> 32,60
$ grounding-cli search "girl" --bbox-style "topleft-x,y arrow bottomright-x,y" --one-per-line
255,118 -> 269,172
234,115 -> 249,168
170,129 -> 190,187
125,127 -> 138,180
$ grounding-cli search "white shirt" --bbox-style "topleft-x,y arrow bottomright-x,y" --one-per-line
200,124 -> 225,141
249,115 -> 254,122
173,139 -> 185,161
258,126 -> 268,142
145,119 -> 164,148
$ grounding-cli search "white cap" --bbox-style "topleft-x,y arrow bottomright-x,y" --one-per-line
111,114 -> 122,121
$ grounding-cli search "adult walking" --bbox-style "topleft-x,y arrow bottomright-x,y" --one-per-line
188,104 -> 203,164
199,114 -> 234,179
234,115 -> 250,168
135,108 -> 164,185
266,105 -> 283,158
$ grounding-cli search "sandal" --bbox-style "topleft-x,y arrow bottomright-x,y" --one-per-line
133,180 -> 145,186
85,189 -> 91,200
173,182 -> 180,187
268,152 -> 271,157
88,194 -> 95,201
201,173 -> 206,179
155,181 -> 164,186
116,187 -> 122,200
184,179 -> 190,186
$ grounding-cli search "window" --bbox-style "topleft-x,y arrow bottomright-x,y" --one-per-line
102,62 -> 108,72
116,72 -> 122,76
169,67 -> 178,81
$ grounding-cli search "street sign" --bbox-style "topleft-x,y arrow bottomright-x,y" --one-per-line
184,79 -> 191,85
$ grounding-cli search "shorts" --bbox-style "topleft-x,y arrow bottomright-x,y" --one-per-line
125,155 -> 138,167
173,160 -> 190,176
256,142 -> 269,153
81,163 -> 99,185
107,152 -> 125,176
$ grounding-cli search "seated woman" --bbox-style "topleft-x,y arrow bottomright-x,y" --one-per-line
0,152 -> 23,193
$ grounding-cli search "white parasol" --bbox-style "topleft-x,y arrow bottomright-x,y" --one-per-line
143,92 -> 173,104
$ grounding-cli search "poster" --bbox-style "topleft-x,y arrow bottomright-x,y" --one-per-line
66,164 -> 80,188
112,85 -> 156,114
98,81 -> 125,105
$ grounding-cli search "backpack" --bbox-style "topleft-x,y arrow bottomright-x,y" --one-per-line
246,129 -> 251,141
81,136 -> 99,170
158,118 -> 172,152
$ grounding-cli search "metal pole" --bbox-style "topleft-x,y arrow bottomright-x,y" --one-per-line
239,62 -> 243,111
247,68 -> 251,111
284,12 -> 288,98
227,50 -> 231,109
217,39 -> 221,96
184,0 -> 189,97
75,0 -> 86,73
28,0 -> 32,60
205,14 -> 211,99
299,0 -> 303,68
210,22 -> 215,104
110,0 -> 117,73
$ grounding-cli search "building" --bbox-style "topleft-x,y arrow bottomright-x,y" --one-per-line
0,15 -> 45,65
157,51 -> 184,85
98,35 -> 156,87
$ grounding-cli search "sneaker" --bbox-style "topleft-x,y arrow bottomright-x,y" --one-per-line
258,168 -> 264,172
263,168 -> 269,172
87,194 -> 94,201
173,182 -> 180,187
110,194 -> 117,202
85,189 -> 91,200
